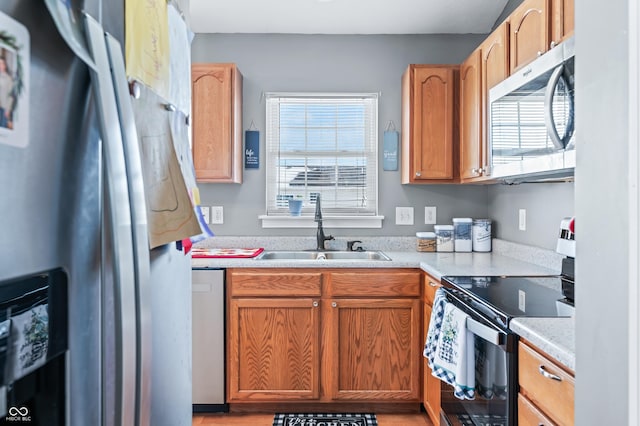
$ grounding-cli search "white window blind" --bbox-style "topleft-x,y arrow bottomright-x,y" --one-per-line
265,93 -> 378,217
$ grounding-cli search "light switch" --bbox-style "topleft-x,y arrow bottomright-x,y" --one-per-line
211,206 -> 224,224
200,206 -> 210,224
396,207 -> 414,225
519,209 -> 526,231
424,207 -> 436,224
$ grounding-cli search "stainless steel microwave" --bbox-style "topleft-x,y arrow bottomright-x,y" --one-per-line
488,37 -> 575,182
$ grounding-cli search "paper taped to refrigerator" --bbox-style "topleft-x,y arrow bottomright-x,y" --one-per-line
132,85 -> 200,249
125,0 -> 170,100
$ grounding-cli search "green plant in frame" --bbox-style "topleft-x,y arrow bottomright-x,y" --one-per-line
0,30 -> 24,112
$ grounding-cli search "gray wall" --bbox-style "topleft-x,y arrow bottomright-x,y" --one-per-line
492,0 -> 524,30
488,182 -> 574,250
192,33 -> 489,236
575,0 -> 633,424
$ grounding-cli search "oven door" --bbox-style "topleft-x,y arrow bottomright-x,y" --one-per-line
439,288 -> 517,426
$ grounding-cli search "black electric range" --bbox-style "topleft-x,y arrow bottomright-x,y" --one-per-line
440,275 -> 569,330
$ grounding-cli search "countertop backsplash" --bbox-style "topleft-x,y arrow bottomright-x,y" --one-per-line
194,237 -> 563,272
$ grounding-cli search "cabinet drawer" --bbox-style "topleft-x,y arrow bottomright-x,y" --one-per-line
518,393 -> 556,426
423,273 -> 441,305
519,342 -> 574,426
229,269 -> 322,297
327,270 -> 421,297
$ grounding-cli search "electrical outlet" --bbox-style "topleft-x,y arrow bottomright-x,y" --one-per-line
396,207 -> 414,225
519,208 -> 526,231
518,290 -> 526,312
424,206 -> 436,224
211,206 -> 224,224
200,206 -> 210,224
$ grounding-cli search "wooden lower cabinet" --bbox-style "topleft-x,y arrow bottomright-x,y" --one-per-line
518,340 -> 575,425
227,268 -> 422,406
325,298 -> 421,401
228,298 -> 320,401
422,273 -> 442,425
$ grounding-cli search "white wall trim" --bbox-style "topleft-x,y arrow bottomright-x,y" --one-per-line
259,215 -> 384,228
629,0 -> 640,423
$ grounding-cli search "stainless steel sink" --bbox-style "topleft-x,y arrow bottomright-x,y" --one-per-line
255,250 -> 391,261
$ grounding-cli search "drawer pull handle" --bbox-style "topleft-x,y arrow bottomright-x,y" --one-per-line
429,281 -> 438,287
538,365 -> 562,381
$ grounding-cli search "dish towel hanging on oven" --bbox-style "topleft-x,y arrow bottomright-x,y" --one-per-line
429,302 -> 476,399
424,288 -> 447,366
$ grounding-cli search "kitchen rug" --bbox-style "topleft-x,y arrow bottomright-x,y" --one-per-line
273,413 -> 377,426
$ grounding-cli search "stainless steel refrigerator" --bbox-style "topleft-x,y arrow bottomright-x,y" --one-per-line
0,2 -> 192,425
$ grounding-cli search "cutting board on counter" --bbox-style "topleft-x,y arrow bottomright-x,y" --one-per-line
191,248 -> 264,258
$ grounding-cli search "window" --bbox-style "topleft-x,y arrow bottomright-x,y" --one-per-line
265,93 -> 378,220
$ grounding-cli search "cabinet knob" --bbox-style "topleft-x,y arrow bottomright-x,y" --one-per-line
312,301 -> 319,307
332,302 -> 337,308
415,171 -> 421,177
538,365 -> 562,381
550,40 -> 558,49
471,168 -> 479,175
429,281 -> 439,287
537,51 -> 543,57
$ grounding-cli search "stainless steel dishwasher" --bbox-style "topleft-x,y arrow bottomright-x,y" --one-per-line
191,268 -> 228,412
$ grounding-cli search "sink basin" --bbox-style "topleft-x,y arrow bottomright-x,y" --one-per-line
255,250 -> 391,261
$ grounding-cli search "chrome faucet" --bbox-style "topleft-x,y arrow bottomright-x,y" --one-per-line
314,195 -> 334,250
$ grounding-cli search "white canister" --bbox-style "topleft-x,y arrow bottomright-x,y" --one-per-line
472,219 -> 492,252
452,218 -> 473,252
434,225 -> 454,252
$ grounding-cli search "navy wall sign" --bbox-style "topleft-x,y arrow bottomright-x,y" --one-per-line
245,130 -> 259,169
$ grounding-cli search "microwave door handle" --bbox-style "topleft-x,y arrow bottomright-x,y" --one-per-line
544,64 -> 567,150
466,317 -> 504,345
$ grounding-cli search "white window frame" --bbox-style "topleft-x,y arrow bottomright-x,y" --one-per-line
259,92 -> 383,228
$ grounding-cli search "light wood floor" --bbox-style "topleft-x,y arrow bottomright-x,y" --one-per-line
193,413 -> 434,426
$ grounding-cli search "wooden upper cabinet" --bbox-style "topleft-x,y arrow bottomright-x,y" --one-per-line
191,63 -> 243,183
459,49 -> 483,181
551,0 -> 574,46
480,22 -> 510,178
509,0 -> 550,74
402,65 -> 458,184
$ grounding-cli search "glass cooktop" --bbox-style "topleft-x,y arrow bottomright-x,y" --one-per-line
441,276 -> 567,328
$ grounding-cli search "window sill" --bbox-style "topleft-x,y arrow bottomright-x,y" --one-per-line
259,215 -> 384,229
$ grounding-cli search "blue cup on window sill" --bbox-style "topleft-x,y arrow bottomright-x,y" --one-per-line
288,199 -> 303,216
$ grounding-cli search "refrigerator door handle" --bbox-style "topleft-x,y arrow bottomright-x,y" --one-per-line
83,14 -> 138,426
104,34 -> 152,426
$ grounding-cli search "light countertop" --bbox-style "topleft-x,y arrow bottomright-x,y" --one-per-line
192,242 -> 573,370
510,317 -> 575,372
192,250 -> 559,277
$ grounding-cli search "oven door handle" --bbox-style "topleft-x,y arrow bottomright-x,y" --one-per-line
467,317 -> 503,345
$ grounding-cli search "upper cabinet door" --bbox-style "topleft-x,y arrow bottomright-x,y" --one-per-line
510,0 -> 550,74
191,63 -> 243,183
459,50 -> 483,180
481,22 -> 510,177
552,0 -> 574,46
401,65 -> 458,183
